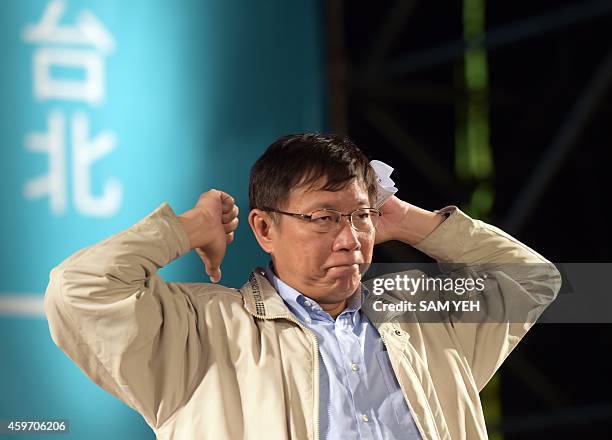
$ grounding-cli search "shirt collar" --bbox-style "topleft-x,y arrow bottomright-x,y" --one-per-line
264,261 -> 366,324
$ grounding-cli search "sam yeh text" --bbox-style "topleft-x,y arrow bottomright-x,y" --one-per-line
373,299 -> 481,313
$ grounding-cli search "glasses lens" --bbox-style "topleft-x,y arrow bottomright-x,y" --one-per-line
310,210 -> 341,231
351,209 -> 379,231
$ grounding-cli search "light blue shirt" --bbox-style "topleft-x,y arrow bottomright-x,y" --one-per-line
265,262 -> 422,439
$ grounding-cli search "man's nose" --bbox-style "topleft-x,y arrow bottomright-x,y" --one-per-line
332,217 -> 361,251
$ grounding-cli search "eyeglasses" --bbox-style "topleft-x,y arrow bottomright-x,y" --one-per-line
262,207 -> 381,233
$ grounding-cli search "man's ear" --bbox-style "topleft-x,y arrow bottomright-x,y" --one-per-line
248,209 -> 276,253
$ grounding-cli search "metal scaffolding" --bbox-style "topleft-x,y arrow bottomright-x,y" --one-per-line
325,0 -> 612,437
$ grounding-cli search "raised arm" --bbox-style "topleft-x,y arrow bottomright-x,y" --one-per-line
44,190 -> 239,429
374,196 -> 562,391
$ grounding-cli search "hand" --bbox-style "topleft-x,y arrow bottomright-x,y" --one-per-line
374,196 -> 411,245
375,195 -> 447,246
178,189 -> 239,283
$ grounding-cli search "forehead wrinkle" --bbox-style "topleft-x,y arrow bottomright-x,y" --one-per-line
286,177 -> 370,211
294,190 -> 370,213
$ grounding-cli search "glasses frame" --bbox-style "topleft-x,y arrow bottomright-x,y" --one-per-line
261,207 -> 382,232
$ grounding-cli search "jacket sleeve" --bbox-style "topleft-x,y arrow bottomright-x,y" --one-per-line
411,205 -> 562,392
44,202 -> 204,429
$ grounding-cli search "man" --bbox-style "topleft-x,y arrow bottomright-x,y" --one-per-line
44,133 -> 561,439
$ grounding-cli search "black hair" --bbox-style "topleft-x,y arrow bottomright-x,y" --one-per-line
248,133 -> 377,212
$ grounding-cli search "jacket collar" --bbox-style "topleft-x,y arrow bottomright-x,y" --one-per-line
240,267 -> 386,329
239,268 -> 408,356
240,267 -> 297,319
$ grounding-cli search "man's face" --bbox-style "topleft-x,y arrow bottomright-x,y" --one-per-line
269,178 -> 375,305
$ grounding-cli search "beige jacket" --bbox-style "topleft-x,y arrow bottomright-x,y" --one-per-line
44,202 -> 561,439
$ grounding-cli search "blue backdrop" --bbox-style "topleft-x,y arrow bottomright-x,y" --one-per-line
0,0 -> 324,438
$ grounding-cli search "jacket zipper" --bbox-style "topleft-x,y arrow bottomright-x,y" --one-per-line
380,330 -> 432,440
248,312 -> 320,440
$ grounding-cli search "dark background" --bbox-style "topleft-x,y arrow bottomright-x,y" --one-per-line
324,0 -> 612,438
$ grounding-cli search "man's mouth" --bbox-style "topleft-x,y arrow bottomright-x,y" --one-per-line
326,263 -> 361,270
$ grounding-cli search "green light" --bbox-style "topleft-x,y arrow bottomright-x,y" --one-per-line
458,0 -> 501,435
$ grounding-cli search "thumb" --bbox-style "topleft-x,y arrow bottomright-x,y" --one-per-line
196,246 -> 225,283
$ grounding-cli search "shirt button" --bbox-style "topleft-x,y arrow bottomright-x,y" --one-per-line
351,363 -> 359,372
362,414 -> 369,422
304,300 -> 312,307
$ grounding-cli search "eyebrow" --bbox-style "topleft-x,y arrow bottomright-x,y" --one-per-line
302,200 -> 371,212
